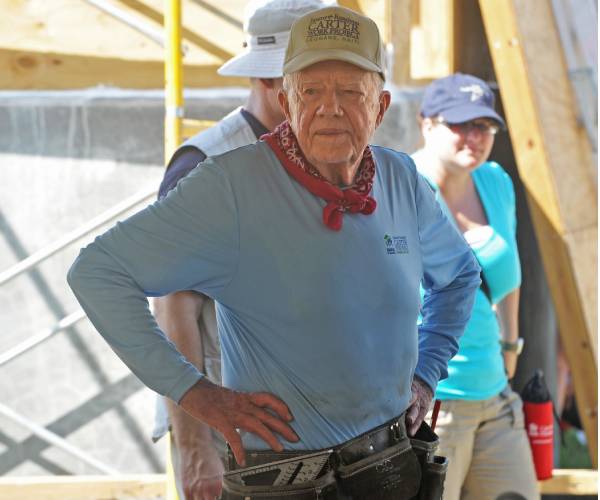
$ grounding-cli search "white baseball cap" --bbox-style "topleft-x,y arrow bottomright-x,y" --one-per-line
218,0 -> 335,79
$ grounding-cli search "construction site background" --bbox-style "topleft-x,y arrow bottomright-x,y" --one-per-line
0,1 -> 596,499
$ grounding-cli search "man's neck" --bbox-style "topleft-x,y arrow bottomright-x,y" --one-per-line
312,158 -> 362,187
244,89 -> 282,132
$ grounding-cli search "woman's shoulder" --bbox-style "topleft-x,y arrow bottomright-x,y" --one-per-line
476,161 -> 515,199
478,161 -> 513,184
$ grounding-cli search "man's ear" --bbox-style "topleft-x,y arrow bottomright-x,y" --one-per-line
259,78 -> 276,89
375,90 -> 391,127
278,89 -> 292,123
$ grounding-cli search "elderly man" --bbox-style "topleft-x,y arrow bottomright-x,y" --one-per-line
68,6 -> 480,499
152,2 -> 331,498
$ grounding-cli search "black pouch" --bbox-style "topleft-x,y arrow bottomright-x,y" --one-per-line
415,455 -> 448,500
409,422 -> 447,500
409,421 -> 440,470
337,440 -> 421,500
222,470 -> 338,500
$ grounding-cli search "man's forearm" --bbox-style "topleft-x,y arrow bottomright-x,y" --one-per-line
417,267 -> 481,391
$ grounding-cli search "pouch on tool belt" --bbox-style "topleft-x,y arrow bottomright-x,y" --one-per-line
409,421 -> 447,500
222,449 -> 337,500
337,440 -> 421,500
409,421 -> 439,468
414,455 -> 448,500
222,470 -> 338,500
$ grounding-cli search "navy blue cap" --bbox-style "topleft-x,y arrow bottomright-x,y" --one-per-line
420,73 -> 506,128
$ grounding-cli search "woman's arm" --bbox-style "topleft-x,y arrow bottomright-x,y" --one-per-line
496,287 -> 520,379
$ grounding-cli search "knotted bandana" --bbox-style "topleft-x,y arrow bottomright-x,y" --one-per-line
262,121 -> 376,231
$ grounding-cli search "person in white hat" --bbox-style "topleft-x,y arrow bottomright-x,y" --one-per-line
152,2 -> 331,499
69,6 -> 480,499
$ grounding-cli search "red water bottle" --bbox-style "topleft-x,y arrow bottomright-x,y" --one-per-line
521,370 -> 554,480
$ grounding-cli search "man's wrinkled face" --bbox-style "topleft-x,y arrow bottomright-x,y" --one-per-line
279,61 -> 389,181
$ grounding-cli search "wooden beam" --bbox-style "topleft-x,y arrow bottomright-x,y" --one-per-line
479,0 -> 597,466
338,0 -> 365,12
386,0 -> 413,85
0,474 -> 166,500
0,48 -> 245,89
119,0 -> 235,61
387,0 -> 458,85
539,469 -> 598,496
0,0 -> 248,90
409,0 -> 455,80
0,470 -> 595,499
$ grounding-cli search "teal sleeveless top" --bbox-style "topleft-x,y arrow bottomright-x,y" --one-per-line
419,162 -> 521,400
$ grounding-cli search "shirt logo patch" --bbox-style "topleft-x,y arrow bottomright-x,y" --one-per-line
384,234 -> 409,255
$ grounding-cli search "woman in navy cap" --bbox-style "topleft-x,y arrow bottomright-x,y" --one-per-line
412,73 -> 539,500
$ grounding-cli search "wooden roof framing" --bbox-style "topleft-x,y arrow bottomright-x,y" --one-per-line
0,0 -> 247,89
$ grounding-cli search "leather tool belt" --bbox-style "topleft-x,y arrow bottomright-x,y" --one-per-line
222,414 -> 448,500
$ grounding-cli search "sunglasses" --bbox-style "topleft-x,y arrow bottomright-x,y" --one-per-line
434,117 -> 500,136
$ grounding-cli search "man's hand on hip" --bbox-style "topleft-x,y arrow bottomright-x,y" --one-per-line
179,378 -> 299,466
406,376 -> 434,436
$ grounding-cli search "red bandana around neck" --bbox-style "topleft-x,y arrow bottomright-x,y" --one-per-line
262,121 -> 377,231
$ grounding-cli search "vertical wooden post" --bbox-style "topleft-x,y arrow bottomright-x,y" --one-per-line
385,0 -> 413,85
386,0 -> 458,86
479,0 -> 597,466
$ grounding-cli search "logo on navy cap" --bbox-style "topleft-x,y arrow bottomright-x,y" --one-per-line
459,84 -> 485,102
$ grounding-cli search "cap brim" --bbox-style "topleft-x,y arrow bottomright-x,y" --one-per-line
218,47 -> 286,78
283,48 -> 384,79
441,105 -> 506,129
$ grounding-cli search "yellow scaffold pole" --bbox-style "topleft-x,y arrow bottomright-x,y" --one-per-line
164,9 -> 183,500
164,0 -> 183,164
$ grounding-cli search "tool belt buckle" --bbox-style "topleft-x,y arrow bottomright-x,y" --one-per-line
390,419 -> 402,443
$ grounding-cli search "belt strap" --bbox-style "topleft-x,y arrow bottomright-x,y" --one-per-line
227,412 -> 408,472
335,413 -> 408,465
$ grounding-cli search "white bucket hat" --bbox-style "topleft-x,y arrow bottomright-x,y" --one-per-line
218,0 -> 335,79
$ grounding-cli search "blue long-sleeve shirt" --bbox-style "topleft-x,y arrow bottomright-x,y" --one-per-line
68,142 -> 480,450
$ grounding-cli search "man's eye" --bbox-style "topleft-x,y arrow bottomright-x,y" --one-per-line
304,88 -> 316,95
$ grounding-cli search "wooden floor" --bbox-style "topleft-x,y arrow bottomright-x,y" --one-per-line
0,469 -> 596,499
